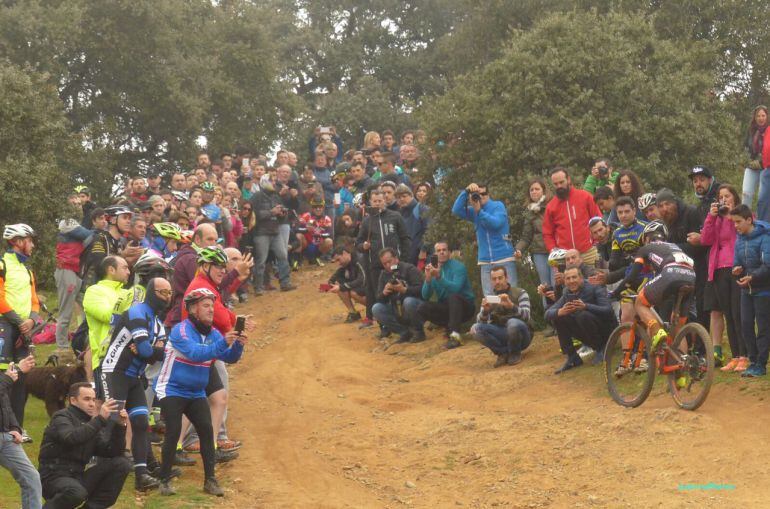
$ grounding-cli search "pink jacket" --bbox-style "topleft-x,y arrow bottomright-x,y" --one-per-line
700,213 -> 736,281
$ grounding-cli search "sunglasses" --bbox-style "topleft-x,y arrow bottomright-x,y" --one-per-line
155,289 -> 173,297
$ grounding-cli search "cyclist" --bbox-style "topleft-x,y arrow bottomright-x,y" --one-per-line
612,221 -> 696,351
637,193 -> 658,221
0,224 -> 40,442
148,222 -> 183,260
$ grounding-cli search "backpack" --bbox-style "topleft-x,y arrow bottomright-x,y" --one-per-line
70,320 -> 89,357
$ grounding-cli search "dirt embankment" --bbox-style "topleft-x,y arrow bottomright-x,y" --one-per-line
219,268 -> 768,508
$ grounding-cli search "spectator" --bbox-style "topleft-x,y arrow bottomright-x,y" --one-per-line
588,217 -> 624,288
743,105 -> 769,208
1,224 -> 40,441
610,169 -> 646,222
356,190 -> 410,327
399,144 -> 419,174
38,384 -> 131,508
155,288 -> 244,496
380,181 -> 399,211
129,177 -> 150,203
417,242 -> 475,349
637,193 -> 658,221
730,205 -> 770,377
542,167 -> 602,267
372,248 -> 425,343
452,182 -> 517,295
125,214 -> 150,249
381,129 -> 397,152
250,174 -> 296,295
689,166 -> 720,221
593,186 -> 616,224
583,158 -> 618,195
470,265 -> 533,367
327,245 -> 367,323
83,256 -> 133,388
515,177 -> 552,296
312,152 -> 335,217
396,184 -> 429,265
308,126 -> 343,161
655,188 -> 709,331
362,131 -> 381,152
0,355 -> 41,508
76,186 -> 97,229
546,266 -> 617,374
349,161 -> 375,194
298,199 -> 334,265
701,185 -> 745,370
170,172 -> 187,193
55,210 -> 91,361
414,182 -> 432,204
80,204 -> 143,288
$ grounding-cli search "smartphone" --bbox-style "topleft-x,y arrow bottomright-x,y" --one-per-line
486,295 -> 502,304
242,157 -> 250,168
334,193 -> 341,206
319,126 -> 332,135
234,315 -> 246,334
318,283 -> 332,293
112,399 -> 126,421
430,254 -> 439,267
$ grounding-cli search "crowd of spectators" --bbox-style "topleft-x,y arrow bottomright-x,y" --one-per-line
3,108 -> 770,505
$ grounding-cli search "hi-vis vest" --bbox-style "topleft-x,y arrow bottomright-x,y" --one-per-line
1,251 -> 35,320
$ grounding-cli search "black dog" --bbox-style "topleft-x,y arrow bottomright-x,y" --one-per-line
25,360 -> 88,417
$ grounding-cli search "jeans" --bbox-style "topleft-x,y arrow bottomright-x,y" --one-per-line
416,294 -> 476,334
253,234 -> 291,289
54,268 -> 82,348
471,319 -> 532,356
372,297 -> 423,334
742,167 -> 761,208
0,432 -> 42,509
480,260 -> 517,296
757,168 -> 770,223
531,253 -> 552,307
740,293 -> 770,368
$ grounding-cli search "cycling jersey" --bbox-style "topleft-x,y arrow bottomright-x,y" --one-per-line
616,241 -> 695,307
610,219 -> 647,264
100,301 -> 166,379
635,241 -> 694,274
299,212 -> 332,245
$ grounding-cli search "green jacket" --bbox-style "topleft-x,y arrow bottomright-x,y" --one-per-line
83,279 -> 132,368
583,171 -> 619,195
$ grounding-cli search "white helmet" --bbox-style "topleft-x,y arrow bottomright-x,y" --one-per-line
3,224 -> 35,241
637,193 -> 656,211
547,248 -> 567,267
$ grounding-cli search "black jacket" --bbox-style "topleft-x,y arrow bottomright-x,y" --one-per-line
355,209 -> 411,266
0,373 -> 20,433
376,262 -> 424,303
328,256 -> 367,291
39,405 -> 126,473
666,199 -> 708,266
695,179 -> 721,223
250,188 -> 286,236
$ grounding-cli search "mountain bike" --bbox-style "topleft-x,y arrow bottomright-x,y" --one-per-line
604,285 -> 714,410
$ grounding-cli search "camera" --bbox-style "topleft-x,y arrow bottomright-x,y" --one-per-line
598,166 -> 609,178
542,284 -> 553,293
717,202 -> 730,216
470,193 -> 481,202
430,254 -> 439,267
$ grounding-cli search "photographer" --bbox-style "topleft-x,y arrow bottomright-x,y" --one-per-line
372,248 -> 425,343
451,183 -> 517,295
308,126 -> 343,162
0,355 -> 41,508
327,245 -> 367,323
249,173 -> 295,294
356,190 -> 410,327
583,158 -> 618,195
417,242 -> 475,349
470,265 -> 533,367
38,385 -> 131,508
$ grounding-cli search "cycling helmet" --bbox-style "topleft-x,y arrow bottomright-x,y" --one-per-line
184,287 -> 217,308
642,220 -> 668,242
200,181 -> 215,192
104,205 -> 133,217
196,246 -> 228,266
547,248 -> 567,267
310,197 -> 325,208
200,204 -> 222,222
3,224 -> 35,240
353,193 -> 365,206
134,252 -> 173,280
637,193 -> 656,211
152,222 -> 182,240
171,190 -> 188,201
74,185 -> 90,195
179,230 -> 194,244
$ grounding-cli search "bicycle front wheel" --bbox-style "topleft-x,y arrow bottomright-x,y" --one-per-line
605,322 -> 655,408
667,322 -> 714,411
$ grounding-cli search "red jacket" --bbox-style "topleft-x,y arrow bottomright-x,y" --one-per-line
182,272 -> 236,334
762,128 -> 770,168
542,188 -> 601,253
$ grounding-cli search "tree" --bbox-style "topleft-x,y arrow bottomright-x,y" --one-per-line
0,62 -> 75,285
418,11 -> 741,246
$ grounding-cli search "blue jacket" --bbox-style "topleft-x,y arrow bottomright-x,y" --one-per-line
734,220 -> 770,296
313,166 -> 335,205
451,191 -> 514,263
421,259 -> 475,303
154,319 -> 243,400
400,199 -> 429,265
101,301 -> 166,379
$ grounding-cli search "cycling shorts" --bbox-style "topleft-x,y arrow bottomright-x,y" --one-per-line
638,265 -> 695,308
102,371 -> 148,412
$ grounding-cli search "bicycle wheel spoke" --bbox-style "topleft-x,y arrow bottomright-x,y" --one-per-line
605,323 -> 655,407
668,323 -> 714,411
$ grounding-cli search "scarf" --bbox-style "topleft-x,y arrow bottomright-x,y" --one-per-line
752,124 -> 767,156
527,195 -> 546,213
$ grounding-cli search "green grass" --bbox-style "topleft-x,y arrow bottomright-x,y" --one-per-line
0,342 -> 217,508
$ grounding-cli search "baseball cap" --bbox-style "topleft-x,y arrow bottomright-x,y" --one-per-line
688,166 -> 712,179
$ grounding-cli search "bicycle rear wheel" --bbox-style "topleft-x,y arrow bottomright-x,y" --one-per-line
667,322 -> 714,411
605,322 -> 655,408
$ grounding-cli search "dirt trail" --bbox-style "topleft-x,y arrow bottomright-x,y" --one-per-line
218,268 -> 770,508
